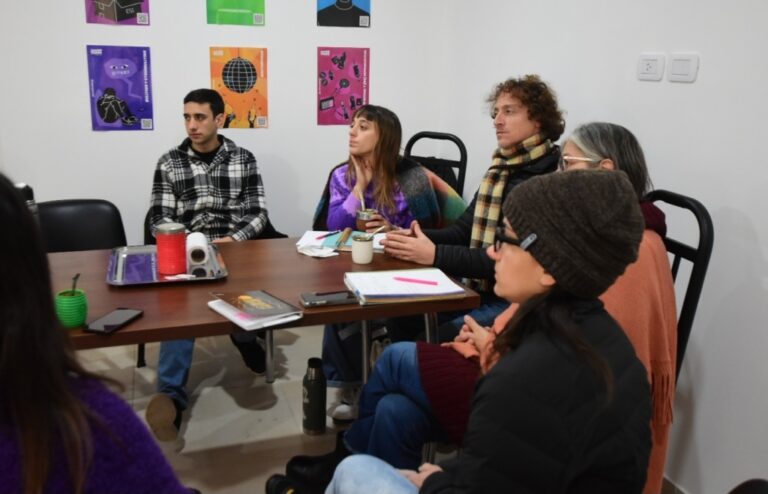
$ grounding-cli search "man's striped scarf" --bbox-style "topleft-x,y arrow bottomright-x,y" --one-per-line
468,133 -> 554,290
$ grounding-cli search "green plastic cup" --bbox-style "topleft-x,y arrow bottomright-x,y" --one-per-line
55,289 -> 88,328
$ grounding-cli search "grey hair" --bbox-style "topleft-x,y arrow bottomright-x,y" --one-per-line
567,122 -> 652,199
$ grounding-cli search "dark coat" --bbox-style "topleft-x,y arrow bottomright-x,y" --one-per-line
425,150 -> 559,283
421,298 -> 652,494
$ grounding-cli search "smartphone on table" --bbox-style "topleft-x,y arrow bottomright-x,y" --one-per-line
85,308 -> 143,334
300,291 -> 358,308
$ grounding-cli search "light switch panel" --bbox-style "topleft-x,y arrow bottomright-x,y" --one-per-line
668,52 -> 699,83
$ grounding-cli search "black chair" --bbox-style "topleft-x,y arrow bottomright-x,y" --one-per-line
646,189 -> 714,380
404,131 -> 468,196
728,479 -> 768,494
255,218 -> 288,239
38,199 -> 127,253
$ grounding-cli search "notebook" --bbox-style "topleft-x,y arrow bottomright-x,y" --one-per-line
208,290 -> 303,330
343,268 -> 466,305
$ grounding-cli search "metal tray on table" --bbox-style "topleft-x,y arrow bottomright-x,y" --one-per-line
106,244 -> 228,286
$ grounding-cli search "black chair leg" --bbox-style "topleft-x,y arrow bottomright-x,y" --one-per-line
137,343 -> 146,368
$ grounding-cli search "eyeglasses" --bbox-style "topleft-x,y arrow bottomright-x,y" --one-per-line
558,155 -> 600,171
493,226 -> 538,252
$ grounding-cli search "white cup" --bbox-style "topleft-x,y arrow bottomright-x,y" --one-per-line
351,235 -> 374,264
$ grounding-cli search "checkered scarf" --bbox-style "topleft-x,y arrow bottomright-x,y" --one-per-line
468,133 -> 554,290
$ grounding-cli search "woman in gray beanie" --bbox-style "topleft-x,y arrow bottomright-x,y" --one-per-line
325,170 -> 653,494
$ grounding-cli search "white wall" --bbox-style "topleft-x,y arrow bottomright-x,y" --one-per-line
0,0 -> 453,241
2,1 -> 767,493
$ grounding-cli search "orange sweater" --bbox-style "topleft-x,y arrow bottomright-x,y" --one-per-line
445,230 -> 677,493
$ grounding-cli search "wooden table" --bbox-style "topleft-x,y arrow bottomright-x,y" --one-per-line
49,238 -> 480,382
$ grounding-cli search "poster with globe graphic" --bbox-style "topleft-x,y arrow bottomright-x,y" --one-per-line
87,45 -> 154,131
317,47 -> 369,125
207,0 -> 265,26
85,0 -> 150,25
210,47 -> 268,129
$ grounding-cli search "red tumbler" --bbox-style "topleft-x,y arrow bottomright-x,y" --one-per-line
155,223 -> 187,275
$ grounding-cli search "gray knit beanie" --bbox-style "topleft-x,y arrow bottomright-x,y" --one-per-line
502,169 -> 644,298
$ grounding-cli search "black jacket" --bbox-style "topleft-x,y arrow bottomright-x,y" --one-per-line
425,150 -> 559,282
421,298 -> 652,494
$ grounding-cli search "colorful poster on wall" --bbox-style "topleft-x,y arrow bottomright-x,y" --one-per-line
317,0 -> 370,28
85,0 -> 150,26
210,47 -> 269,128
86,45 -> 154,131
317,47 -> 369,126
207,0 -> 265,26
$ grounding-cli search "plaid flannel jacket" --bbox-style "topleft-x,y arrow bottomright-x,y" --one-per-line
150,136 -> 267,241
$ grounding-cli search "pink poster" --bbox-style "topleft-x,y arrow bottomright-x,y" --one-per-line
317,47 -> 369,126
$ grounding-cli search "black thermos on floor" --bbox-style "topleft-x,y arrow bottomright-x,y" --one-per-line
303,357 -> 326,435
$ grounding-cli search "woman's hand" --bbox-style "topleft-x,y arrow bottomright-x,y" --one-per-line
362,213 -> 394,232
458,315 -> 491,351
381,220 -> 436,265
350,154 -> 373,200
399,463 -> 443,488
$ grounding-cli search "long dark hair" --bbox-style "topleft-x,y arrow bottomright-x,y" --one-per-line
0,174 -> 104,494
346,104 -> 402,214
493,288 -> 615,405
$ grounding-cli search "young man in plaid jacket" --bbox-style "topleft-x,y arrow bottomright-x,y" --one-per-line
146,88 -> 269,442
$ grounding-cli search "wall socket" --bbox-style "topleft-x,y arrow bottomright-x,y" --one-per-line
637,53 -> 665,81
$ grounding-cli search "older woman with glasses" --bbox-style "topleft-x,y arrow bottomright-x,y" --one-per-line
558,122 -> 676,494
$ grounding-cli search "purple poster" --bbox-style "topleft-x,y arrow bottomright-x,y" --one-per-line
85,0 -> 150,25
87,45 -> 154,131
317,47 -> 369,126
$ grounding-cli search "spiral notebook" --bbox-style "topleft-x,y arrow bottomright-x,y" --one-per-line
343,268 -> 466,305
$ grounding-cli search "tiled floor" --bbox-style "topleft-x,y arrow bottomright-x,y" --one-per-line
77,326 -> 339,493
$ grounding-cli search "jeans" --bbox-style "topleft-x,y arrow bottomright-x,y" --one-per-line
326,455 -> 418,494
322,320 -> 387,388
157,331 -> 258,410
387,291 -> 509,343
343,342 -> 448,469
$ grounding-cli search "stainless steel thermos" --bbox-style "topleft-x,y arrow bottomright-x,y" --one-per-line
302,357 -> 326,435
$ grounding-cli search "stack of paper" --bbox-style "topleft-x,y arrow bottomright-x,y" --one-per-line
296,229 -> 385,254
208,290 -> 303,330
344,268 -> 466,305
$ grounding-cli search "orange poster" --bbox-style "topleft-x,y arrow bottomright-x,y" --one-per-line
210,47 -> 268,128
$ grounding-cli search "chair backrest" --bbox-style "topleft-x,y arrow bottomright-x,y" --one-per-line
255,218 -> 288,239
404,131 -> 468,196
144,208 -> 287,244
38,199 -> 127,253
646,189 -> 714,380
728,479 -> 768,494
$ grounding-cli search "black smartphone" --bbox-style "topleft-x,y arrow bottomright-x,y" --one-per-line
85,308 -> 143,334
300,290 -> 358,308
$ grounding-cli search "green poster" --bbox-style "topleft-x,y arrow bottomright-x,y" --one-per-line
207,0 -> 265,26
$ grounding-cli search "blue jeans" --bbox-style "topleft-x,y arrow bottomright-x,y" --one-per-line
343,342 -> 447,469
157,332 -> 257,410
442,293 -> 509,339
326,455 -> 418,494
322,319 -> 387,388
387,292 -> 509,343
